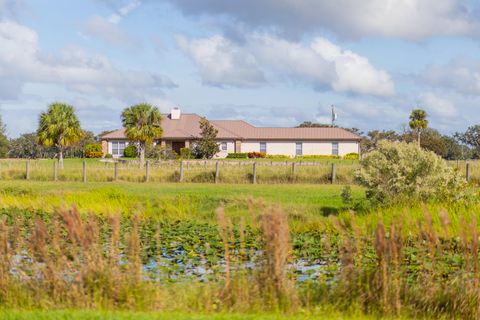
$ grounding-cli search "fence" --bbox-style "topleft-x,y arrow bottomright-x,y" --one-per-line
0,159 -> 359,184
0,159 -> 476,184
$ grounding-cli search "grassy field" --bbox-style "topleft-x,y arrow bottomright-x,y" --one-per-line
0,158 -> 359,184
1,166 -> 480,318
0,180 -> 364,222
0,310 -> 411,320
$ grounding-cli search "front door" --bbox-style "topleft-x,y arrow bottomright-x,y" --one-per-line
172,141 -> 185,155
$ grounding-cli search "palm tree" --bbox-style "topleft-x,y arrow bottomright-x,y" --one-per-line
37,102 -> 84,169
409,109 -> 428,145
121,103 -> 163,167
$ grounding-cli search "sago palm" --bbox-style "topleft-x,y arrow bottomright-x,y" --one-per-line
37,102 -> 84,168
121,103 -> 163,167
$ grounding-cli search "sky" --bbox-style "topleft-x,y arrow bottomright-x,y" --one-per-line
1,0 -> 480,137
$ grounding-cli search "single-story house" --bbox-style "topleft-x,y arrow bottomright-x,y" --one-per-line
100,108 -> 361,158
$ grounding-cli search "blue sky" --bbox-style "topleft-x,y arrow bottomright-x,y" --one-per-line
1,0 -> 480,137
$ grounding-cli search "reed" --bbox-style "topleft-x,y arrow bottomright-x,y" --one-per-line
3,202 -> 480,318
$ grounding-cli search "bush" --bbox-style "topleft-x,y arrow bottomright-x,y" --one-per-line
296,155 -> 341,160
123,145 -> 137,158
248,152 -> 266,158
226,153 -> 248,159
180,147 -> 192,159
266,154 -> 291,159
84,144 -> 102,158
356,141 -> 467,205
343,152 -> 359,160
105,153 -> 113,159
146,145 -> 177,160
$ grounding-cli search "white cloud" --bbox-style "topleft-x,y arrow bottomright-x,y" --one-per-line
83,15 -> 140,49
0,21 -> 175,101
176,35 -> 266,88
107,0 -> 141,24
422,59 -> 480,95
160,0 -> 480,40
418,92 -> 458,118
178,34 -> 395,96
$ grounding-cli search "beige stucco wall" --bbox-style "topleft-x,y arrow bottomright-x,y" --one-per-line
214,140 -> 235,158
237,140 -> 359,157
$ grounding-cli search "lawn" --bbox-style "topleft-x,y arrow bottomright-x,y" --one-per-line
0,180 -> 364,221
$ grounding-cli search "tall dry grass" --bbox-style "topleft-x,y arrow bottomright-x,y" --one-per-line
3,204 -> 480,318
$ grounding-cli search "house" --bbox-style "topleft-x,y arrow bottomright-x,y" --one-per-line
100,107 -> 361,158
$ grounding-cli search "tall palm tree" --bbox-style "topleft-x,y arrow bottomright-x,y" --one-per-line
121,103 -> 163,167
37,102 -> 84,169
409,109 -> 428,145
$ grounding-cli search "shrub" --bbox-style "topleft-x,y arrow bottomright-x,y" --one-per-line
296,155 -> 341,160
226,153 -> 248,159
266,154 -> 291,159
123,145 -> 137,158
180,147 -> 192,159
343,152 -> 359,160
84,144 -> 102,158
104,153 -> 113,159
356,141 -> 467,205
248,152 -> 266,158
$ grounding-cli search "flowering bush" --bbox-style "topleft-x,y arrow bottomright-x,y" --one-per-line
356,141 -> 467,205
248,152 -> 266,158
84,144 -> 102,158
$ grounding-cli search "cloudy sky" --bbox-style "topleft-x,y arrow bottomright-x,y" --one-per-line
1,0 -> 480,137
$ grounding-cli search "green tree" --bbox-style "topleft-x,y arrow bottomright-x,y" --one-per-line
37,102 -> 84,168
409,109 -> 428,145
361,130 -> 399,154
456,125 -> 480,157
121,103 -> 163,167
0,115 -> 9,158
193,117 -> 219,159
8,133 -> 55,158
296,121 -> 331,128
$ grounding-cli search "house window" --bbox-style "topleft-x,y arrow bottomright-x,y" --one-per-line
295,142 -> 302,156
221,142 -> 227,151
112,141 -> 126,156
332,142 -> 339,156
260,142 -> 267,153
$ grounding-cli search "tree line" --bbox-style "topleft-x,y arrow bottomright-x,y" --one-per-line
0,103 -> 478,163
298,109 -> 478,160
0,102 -> 220,167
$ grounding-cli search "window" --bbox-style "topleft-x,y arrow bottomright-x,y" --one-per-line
332,142 -> 339,156
112,141 -> 126,156
221,142 -> 227,151
260,142 -> 267,153
295,142 -> 302,156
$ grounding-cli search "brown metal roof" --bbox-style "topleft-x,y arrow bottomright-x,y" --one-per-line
101,113 -> 361,141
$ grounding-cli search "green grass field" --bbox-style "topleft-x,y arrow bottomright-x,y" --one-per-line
0,180 -> 364,222
0,310 -> 412,320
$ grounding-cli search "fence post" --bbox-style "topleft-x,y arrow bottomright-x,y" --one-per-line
114,162 -> 118,181
331,163 -> 336,184
83,160 -> 87,183
53,161 -> 57,181
25,160 -> 30,180
179,161 -> 184,182
252,162 -> 257,184
466,162 -> 470,182
291,162 -> 296,183
215,161 -> 220,184
145,161 -> 150,182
